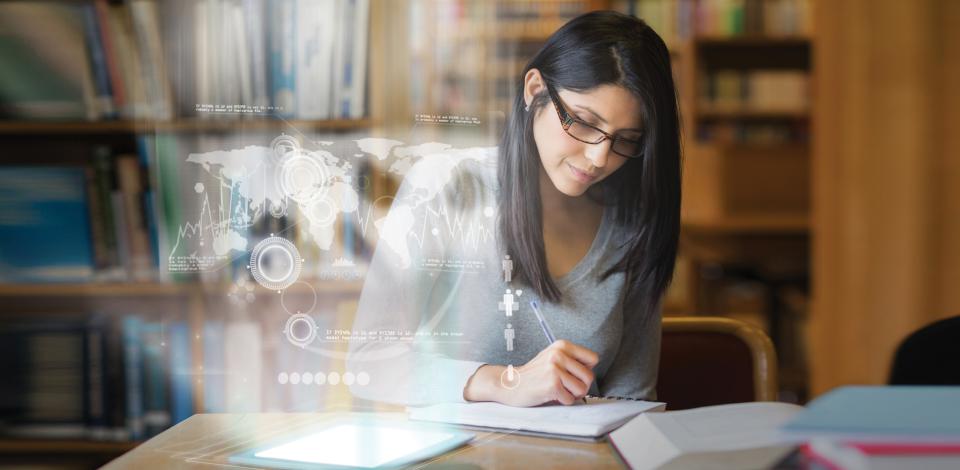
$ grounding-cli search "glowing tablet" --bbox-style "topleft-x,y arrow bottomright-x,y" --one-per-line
229,419 -> 474,469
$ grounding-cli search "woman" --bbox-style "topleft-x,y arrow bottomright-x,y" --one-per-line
347,10 -> 680,407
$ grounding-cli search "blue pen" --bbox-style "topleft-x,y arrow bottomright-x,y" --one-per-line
530,300 -> 589,403
529,300 -> 556,345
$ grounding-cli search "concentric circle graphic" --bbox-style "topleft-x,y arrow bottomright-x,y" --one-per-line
278,153 -> 330,203
283,313 -> 318,349
249,236 -> 302,291
270,133 -> 301,164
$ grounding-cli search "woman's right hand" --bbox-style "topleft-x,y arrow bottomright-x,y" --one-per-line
463,340 -> 599,407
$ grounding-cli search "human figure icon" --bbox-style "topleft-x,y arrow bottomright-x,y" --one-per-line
504,323 -> 515,351
502,255 -> 514,283
507,364 -> 516,381
498,288 -> 520,317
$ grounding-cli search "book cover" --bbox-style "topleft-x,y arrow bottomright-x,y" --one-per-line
0,320 -> 87,438
346,0 -> 370,119
244,0 -> 271,109
81,3 -> 116,118
270,0 -> 296,118
140,321 -> 171,437
202,320 -> 226,413
224,321 -> 262,412
128,0 -> 174,119
0,2 -> 95,119
116,154 -> 154,281
94,0 -> 127,115
122,316 -> 145,440
0,167 -> 95,282
168,321 -> 194,425
295,0 -> 335,119
85,315 -> 110,440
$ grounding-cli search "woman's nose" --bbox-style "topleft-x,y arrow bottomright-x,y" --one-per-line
585,139 -> 613,168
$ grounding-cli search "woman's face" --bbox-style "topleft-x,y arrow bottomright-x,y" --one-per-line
524,70 -> 642,198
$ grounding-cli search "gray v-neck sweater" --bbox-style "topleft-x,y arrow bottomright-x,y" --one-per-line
347,147 -> 661,405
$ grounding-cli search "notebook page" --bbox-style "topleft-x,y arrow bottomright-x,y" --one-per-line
408,399 -> 664,437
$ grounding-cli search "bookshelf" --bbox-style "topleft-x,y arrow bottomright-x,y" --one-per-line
633,0 -> 813,402
0,0 -> 377,465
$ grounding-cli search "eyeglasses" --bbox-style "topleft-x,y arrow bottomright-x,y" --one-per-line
545,82 -> 645,160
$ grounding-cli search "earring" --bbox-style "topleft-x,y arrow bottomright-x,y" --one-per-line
525,103 -> 531,112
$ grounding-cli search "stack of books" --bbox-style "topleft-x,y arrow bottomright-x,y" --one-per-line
782,386 -> 960,469
0,316 -> 194,442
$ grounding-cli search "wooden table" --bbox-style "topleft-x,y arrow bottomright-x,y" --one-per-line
103,412 -> 625,469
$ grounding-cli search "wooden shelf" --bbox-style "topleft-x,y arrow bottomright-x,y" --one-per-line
695,35 -> 811,47
0,120 -> 139,134
682,215 -> 809,234
0,280 -> 364,298
0,118 -> 373,135
0,439 -> 139,454
155,118 -> 373,133
697,107 -> 809,120
0,282 -> 187,297
710,141 -> 810,151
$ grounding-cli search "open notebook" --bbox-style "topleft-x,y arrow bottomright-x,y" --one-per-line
407,397 -> 665,441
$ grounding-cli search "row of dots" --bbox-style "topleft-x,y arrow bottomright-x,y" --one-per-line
278,371 -> 370,386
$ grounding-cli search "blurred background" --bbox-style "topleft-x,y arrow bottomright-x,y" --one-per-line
0,0 -> 957,467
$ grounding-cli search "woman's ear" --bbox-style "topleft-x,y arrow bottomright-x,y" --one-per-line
523,68 -> 545,109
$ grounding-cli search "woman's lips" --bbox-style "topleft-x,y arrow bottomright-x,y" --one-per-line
566,162 -> 597,183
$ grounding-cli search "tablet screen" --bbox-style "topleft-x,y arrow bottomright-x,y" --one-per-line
253,423 -> 458,468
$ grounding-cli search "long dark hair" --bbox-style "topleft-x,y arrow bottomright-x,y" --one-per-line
498,11 -> 681,319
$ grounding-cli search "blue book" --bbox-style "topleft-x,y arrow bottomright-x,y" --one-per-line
783,386 -> 960,439
140,321 -> 170,437
0,167 -> 94,282
168,321 -> 194,424
121,316 -> 145,440
269,0 -> 296,118
81,3 -> 115,118
137,136 -> 161,269
84,315 -> 110,440
202,320 -> 226,413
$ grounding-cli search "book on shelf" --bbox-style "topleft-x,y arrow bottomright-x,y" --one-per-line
0,315 -> 194,442
0,0 -> 369,123
0,144 -> 171,283
696,120 -> 809,145
610,401 -> 804,470
694,0 -> 812,38
0,320 -> 87,440
0,167 -> 96,283
621,0 -> 812,45
701,69 -> 810,114
0,1 -> 97,120
183,0 -> 370,120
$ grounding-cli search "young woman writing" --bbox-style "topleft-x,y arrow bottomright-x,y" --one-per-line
347,10 -> 680,407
